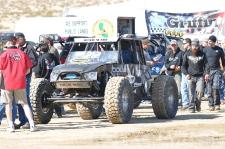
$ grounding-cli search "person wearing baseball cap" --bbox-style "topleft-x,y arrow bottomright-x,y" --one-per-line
203,35 -> 225,111
42,37 -> 60,62
164,39 -> 183,97
170,40 -> 177,45
14,33 -> 39,129
142,39 -> 155,66
182,39 -> 206,113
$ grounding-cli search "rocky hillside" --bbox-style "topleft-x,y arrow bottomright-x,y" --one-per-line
0,0 -> 128,30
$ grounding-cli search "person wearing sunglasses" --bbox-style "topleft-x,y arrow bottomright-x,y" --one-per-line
181,38 -> 192,110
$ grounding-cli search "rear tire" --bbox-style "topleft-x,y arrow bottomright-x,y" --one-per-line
151,75 -> 178,119
30,78 -> 54,124
76,103 -> 103,120
104,77 -> 134,124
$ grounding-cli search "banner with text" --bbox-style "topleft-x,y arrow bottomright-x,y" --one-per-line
145,10 -> 225,38
63,17 -> 117,39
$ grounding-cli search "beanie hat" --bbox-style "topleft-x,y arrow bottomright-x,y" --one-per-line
209,35 -> 217,43
191,38 -> 200,47
170,40 -> 177,45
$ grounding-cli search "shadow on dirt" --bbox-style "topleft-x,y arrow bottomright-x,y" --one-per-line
37,120 -> 112,131
175,114 -> 221,120
36,114 -> 113,131
130,113 -> 221,124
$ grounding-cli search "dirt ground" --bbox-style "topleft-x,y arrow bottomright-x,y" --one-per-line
1,101 -> 225,149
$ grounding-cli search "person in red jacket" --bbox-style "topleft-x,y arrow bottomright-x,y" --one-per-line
0,36 -> 37,132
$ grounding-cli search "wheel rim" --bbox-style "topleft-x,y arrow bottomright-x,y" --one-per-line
121,88 -> 129,114
167,95 -> 175,109
166,85 -> 176,111
41,92 -> 51,114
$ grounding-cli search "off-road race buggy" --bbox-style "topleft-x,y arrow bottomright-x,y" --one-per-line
30,35 -> 179,124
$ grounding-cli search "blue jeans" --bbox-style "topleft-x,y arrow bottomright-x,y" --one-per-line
54,105 -> 63,117
181,73 -> 189,107
0,98 -> 17,124
15,75 -> 32,125
174,73 -> 182,98
0,102 -> 5,123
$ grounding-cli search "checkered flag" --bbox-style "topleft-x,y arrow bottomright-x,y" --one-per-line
149,27 -> 166,34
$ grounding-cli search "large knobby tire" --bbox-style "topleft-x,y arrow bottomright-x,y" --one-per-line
66,103 -> 77,111
76,103 -> 103,120
151,75 -> 178,119
30,78 -> 54,124
104,77 -> 134,124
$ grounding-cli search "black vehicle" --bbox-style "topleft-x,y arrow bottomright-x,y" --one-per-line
0,31 -> 24,41
30,35 -> 178,124
0,32 -> 23,51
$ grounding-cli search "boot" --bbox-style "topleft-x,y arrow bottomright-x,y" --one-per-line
196,102 -> 201,112
209,106 -> 215,111
213,89 -> 221,111
196,92 -> 203,112
215,105 -> 220,111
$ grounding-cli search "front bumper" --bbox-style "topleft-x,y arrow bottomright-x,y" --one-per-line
53,80 -> 93,89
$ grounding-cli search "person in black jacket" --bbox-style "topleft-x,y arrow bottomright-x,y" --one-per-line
181,38 -> 192,110
33,44 -> 63,117
164,40 -> 183,96
16,33 -> 38,68
182,39 -> 207,113
15,33 -> 39,129
165,40 -> 183,76
33,44 -> 59,79
203,35 -> 225,111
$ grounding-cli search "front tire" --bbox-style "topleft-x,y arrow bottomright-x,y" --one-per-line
30,78 -> 54,124
104,77 -> 134,124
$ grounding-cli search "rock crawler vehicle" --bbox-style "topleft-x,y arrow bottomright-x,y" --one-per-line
30,35 -> 178,124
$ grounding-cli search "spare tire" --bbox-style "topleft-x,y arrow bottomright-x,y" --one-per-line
151,75 -> 178,119
104,77 -> 134,124
30,78 -> 54,124
76,103 -> 103,120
